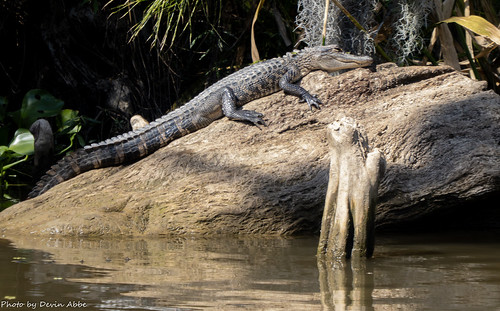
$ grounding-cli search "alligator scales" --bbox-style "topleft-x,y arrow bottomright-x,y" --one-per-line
29,45 -> 372,198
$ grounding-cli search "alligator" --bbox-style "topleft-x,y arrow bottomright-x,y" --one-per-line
28,45 -> 373,198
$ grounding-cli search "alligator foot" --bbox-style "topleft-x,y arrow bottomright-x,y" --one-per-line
222,87 -> 267,127
302,93 -> 322,111
298,93 -> 322,111
230,109 -> 267,128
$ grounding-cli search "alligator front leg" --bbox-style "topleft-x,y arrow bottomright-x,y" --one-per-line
279,65 -> 321,111
222,87 -> 266,127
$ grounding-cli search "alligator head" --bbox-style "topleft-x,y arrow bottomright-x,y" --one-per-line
297,45 -> 373,73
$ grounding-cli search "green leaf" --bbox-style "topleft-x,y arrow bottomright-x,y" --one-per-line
57,109 -> 81,134
59,109 -> 79,124
0,146 -> 8,158
76,134 -> 86,147
12,89 -> 64,128
441,15 -> 500,46
8,129 -> 34,156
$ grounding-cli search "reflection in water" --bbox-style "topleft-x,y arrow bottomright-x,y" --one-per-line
318,258 -> 374,311
0,236 -> 321,310
0,231 -> 500,310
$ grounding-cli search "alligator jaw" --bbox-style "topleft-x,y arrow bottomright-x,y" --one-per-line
307,45 -> 373,72
323,54 -> 373,71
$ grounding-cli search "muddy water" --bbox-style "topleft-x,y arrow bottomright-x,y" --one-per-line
0,230 -> 499,310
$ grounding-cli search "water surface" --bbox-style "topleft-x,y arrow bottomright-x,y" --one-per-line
0,230 -> 499,310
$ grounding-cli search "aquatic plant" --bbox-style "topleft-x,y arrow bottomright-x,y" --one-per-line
0,90 -> 88,208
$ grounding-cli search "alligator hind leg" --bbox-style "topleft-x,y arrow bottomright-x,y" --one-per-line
222,87 -> 266,127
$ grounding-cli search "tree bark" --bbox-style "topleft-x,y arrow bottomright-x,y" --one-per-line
318,118 -> 385,259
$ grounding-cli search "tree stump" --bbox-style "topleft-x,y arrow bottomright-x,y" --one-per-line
318,117 -> 385,259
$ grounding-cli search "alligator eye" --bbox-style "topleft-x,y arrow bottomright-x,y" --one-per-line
333,47 -> 343,52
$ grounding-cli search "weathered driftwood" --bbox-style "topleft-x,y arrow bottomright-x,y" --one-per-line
130,115 -> 150,131
318,118 -> 385,259
0,65 -> 499,236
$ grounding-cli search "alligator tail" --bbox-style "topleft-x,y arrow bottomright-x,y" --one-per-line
28,114 -> 193,198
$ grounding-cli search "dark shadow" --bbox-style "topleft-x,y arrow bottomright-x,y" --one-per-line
151,147 -> 329,234
374,91 -> 500,230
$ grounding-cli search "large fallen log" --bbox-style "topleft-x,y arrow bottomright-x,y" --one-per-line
0,64 -> 499,236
